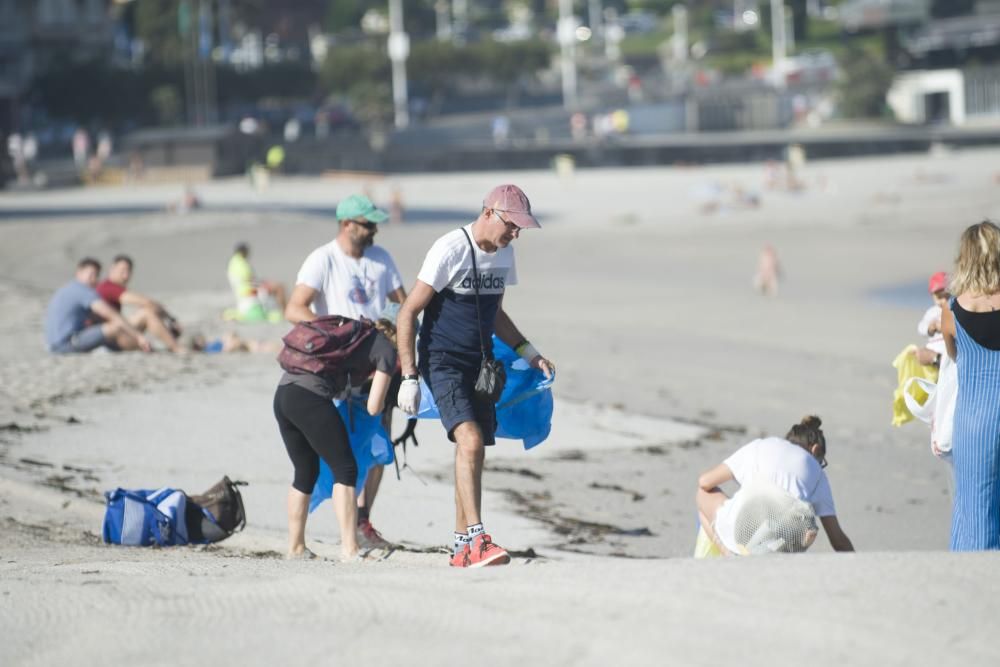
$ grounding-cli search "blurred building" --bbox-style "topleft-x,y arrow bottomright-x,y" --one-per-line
888,1 -> 1000,126
839,0 -> 931,31
0,0 -> 114,134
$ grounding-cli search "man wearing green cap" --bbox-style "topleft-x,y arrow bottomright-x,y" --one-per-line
285,193 -> 407,549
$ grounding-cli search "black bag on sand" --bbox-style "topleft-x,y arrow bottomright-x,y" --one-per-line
460,228 -> 507,404
185,477 -> 247,544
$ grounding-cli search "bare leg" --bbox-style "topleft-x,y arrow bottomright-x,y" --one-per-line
287,486 -> 310,556
358,465 -> 384,515
129,308 -> 180,352
453,421 -> 485,529
454,484 -> 467,533
696,487 -> 732,555
332,482 -> 359,559
103,320 -> 144,351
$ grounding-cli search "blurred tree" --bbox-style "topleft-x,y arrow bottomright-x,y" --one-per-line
31,57 -> 164,128
625,0 -> 678,14
836,45 -> 895,118
150,85 -> 184,125
325,0 -> 367,33
133,0 -> 185,66
471,39 -> 551,88
319,44 -> 393,122
318,37 -> 552,123
409,40 -> 472,101
217,62 -> 317,102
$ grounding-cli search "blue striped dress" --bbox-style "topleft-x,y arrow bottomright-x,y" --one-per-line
950,299 -> 1000,550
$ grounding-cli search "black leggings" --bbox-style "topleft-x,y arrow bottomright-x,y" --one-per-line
273,384 -> 357,494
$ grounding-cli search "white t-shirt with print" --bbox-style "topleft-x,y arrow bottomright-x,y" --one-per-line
416,224 -> 518,358
295,241 -> 403,320
713,437 -> 836,553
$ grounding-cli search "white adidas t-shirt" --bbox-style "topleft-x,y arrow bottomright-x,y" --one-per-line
416,224 -> 518,357
714,437 -> 836,553
295,241 -> 403,320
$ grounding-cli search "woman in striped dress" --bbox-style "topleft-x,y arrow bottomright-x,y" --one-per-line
941,221 -> 1000,550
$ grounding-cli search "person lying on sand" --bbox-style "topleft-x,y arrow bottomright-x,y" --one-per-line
696,415 -> 854,556
184,331 -> 281,354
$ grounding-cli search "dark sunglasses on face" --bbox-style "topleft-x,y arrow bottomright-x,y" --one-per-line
352,219 -> 377,231
492,209 -> 518,231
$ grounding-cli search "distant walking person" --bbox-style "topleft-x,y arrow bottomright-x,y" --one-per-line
284,194 -> 406,548
753,244 -> 781,297
396,184 -> 554,568
44,258 -> 151,354
940,221 -> 1000,551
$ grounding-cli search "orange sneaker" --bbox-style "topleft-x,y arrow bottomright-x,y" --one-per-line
468,534 -> 510,567
358,519 -> 392,549
449,545 -> 471,568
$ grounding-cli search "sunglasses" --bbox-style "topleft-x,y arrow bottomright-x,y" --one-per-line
351,219 -> 377,231
492,209 -> 519,231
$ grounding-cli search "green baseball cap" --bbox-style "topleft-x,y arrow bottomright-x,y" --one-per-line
336,194 -> 388,223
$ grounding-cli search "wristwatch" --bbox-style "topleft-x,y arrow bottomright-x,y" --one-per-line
402,373 -> 419,381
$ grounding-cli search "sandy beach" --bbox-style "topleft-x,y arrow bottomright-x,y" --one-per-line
2,147 -> 1000,665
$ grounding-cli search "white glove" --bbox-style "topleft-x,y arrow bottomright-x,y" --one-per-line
397,377 -> 421,416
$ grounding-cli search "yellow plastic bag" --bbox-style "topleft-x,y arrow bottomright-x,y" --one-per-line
693,525 -> 723,558
892,344 -> 939,426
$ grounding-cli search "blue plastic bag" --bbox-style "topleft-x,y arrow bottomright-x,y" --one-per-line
309,398 -> 395,513
417,337 -> 554,450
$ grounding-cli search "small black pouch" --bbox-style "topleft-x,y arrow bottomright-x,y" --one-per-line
461,228 -> 507,404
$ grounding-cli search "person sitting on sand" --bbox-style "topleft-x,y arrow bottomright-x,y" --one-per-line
44,257 -> 151,354
696,415 -> 854,556
273,312 -> 399,561
96,255 -> 183,353
226,242 -> 287,322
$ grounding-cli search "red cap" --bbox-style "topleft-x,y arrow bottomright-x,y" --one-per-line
483,184 -> 540,229
928,272 -> 948,294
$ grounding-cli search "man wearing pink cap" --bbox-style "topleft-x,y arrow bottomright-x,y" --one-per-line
396,184 -> 554,567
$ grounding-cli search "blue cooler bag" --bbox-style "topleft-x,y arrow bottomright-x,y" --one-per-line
102,487 -> 189,546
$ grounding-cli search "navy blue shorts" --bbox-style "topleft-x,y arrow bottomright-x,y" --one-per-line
420,351 -> 497,446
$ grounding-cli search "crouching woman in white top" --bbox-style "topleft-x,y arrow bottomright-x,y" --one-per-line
696,415 -> 854,555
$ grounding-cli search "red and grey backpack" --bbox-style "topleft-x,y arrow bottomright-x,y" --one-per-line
277,315 -> 375,378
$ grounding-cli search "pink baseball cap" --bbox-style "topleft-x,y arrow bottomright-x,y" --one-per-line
928,271 -> 948,294
483,184 -> 540,229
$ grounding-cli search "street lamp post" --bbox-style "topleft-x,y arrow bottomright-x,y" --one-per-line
558,0 -> 578,110
770,0 -> 787,89
388,0 -> 410,129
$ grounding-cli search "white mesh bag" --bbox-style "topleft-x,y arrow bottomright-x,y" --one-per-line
730,482 -> 819,555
